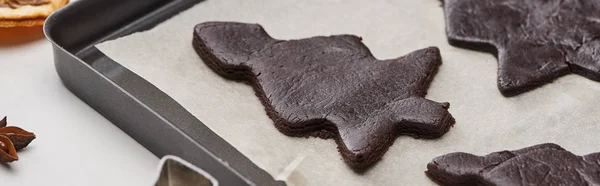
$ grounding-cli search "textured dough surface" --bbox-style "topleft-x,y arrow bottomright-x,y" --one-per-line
427,143 -> 600,186
193,22 -> 455,168
97,0 -> 600,185
444,0 -> 600,96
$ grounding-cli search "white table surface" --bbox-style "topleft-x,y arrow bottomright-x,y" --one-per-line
0,4 -> 160,185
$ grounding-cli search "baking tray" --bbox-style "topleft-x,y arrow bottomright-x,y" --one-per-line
44,0 -> 285,185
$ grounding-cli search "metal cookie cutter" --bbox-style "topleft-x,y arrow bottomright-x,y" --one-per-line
154,155 -> 219,186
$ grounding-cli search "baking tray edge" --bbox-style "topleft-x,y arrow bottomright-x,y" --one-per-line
44,0 -> 284,185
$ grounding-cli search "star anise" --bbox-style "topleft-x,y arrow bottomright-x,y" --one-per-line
0,117 -> 35,163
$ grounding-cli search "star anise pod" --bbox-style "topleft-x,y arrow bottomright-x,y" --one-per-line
0,117 -> 36,162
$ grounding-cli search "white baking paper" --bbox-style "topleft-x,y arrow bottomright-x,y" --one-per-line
97,0 -> 600,185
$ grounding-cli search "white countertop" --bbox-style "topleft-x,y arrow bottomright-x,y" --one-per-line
0,14 -> 159,186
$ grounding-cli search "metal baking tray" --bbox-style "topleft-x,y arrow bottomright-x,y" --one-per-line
44,0 -> 284,185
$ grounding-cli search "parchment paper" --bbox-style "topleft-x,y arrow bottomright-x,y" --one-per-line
96,0 -> 600,185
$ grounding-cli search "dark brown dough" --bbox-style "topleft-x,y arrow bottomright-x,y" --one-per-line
192,22 -> 455,168
444,0 -> 600,96
426,143 -> 600,186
